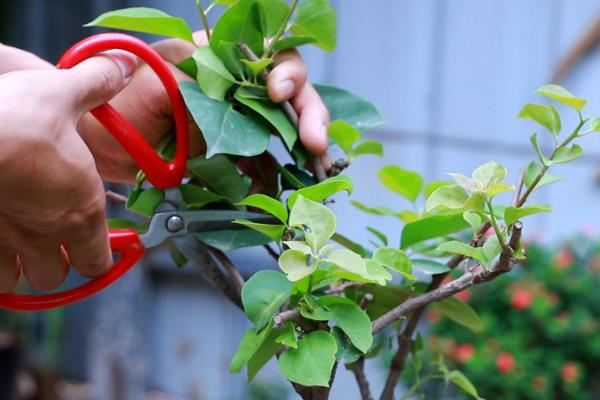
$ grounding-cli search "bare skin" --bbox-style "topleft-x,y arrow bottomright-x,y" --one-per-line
0,32 -> 329,292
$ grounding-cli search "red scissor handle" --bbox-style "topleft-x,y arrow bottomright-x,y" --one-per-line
0,230 -> 145,311
57,33 -> 189,189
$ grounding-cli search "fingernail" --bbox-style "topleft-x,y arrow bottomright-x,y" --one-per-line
276,79 -> 295,99
104,50 -> 136,81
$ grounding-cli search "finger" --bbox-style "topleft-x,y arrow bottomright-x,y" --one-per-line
19,241 -> 69,291
151,31 -> 209,64
291,82 -> 330,155
0,44 -> 53,73
268,49 -> 308,102
63,190 -> 112,278
62,50 -> 137,115
0,248 -> 20,293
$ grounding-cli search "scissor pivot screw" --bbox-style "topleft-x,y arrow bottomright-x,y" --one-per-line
166,215 -> 184,233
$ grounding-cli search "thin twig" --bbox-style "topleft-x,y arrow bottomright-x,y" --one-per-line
325,281 -> 365,295
274,309 -> 300,325
264,244 -> 280,261
236,43 -> 327,182
512,170 -> 525,207
349,358 -> 374,400
195,0 -> 211,41
208,248 -> 245,294
106,190 -> 128,204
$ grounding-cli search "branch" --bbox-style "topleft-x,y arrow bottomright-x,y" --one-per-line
208,248 -> 245,294
349,358 -> 374,400
237,43 -> 327,182
106,190 -> 128,204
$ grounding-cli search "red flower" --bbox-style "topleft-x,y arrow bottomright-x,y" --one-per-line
560,362 -> 579,383
453,344 -> 475,363
496,352 -> 515,373
554,249 -> 574,269
511,288 -> 533,310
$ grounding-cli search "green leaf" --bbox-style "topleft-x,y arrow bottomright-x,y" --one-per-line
436,241 -> 485,263
288,175 -> 353,208
331,326 -> 362,363
278,249 -> 316,281
196,229 -> 272,251
126,188 -> 163,217
241,58 -> 273,76
411,259 -> 451,275
187,155 -> 248,203
210,0 -> 264,74
523,161 -> 562,189
234,88 -> 297,150
431,296 -> 484,333
372,248 -> 413,278
504,204 -> 551,225
448,370 -> 485,400
180,82 -> 270,158
424,180 -> 453,198
401,213 -> 470,249
180,184 -> 224,209
234,220 -> 285,241
352,140 -> 383,157
351,201 -> 398,218
364,260 -> 393,285
300,296 -> 333,320
425,184 -> 468,213
230,325 -> 272,373
379,166 -> 423,202
319,297 -> 373,353
213,0 -> 237,6
176,56 -> 197,77
85,7 -> 194,42
258,0 -> 289,37
328,120 -> 361,153
589,117 -> 600,132
552,144 -> 583,164
106,218 -> 144,230
276,322 -> 298,349
289,196 -> 336,251
238,194 -> 288,223
472,161 -> 507,187
273,36 -> 318,52
535,84 -> 586,111
247,327 -> 283,381
284,240 -> 313,254
327,249 -> 368,277
482,235 -> 502,265
278,331 -> 337,387
192,46 -> 236,101
463,211 -> 482,234
530,133 -> 551,166
367,227 -> 388,246
290,0 -> 337,52
242,270 -> 292,329
315,84 -> 385,133
518,103 -> 561,135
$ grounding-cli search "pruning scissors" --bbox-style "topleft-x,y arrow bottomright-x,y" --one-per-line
0,33 -> 276,312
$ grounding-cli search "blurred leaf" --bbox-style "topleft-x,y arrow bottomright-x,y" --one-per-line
241,57 -> 273,76
553,144 -> 583,164
473,161 -> 507,187
315,84 -> 385,133
278,331 -> 337,387
379,166 -> 423,202
523,160 -> 562,189
273,36 -> 318,52
290,0 -> 337,51
518,103 -> 561,135
288,175 -> 353,208
431,297 -> 483,333
180,82 -> 270,158
401,213 -> 469,249
448,370 -> 485,400
367,227 -> 388,246
230,324 -> 272,373
328,120 -> 361,153
463,211 -> 482,234
85,7 -> 194,41
351,201 -> 398,218
411,259 -> 451,275
536,84 -> 586,111
126,188 -> 163,217
352,140 -> 383,157
258,0 -> 289,36
107,218 -> 144,230
424,180 -> 453,198
504,204 -> 551,225
196,229 -> 272,251
242,270 -> 292,329
589,117 -> 600,132
247,327 -> 283,381
176,56 -> 197,77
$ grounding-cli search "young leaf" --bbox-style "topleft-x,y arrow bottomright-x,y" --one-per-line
234,220 -> 285,241
529,133 -> 551,166
241,270 -> 292,329
275,322 -> 298,349
536,84 -> 586,111
436,241 -> 485,264
284,240 -> 313,254
241,58 -> 273,76
463,211 -> 482,234
278,331 -> 337,387
126,188 -> 163,217
289,195 -> 336,250
472,161 -> 507,187
523,161 -> 562,188
247,327 -> 283,381
352,140 -> 384,157
85,7 -> 194,42
351,201 -> 399,218
290,0 -> 337,52
424,180 -> 453,198
379,166 -> 423,203
372,247 -> 414,278
401,213 -> 470,249
367,227 -> 388,246
273,36 -> 318,52
482,235 -> 502,264
210,0 -> 264,73
238,193 -> 288,223
258,0 -> 289,37
176,56 -> 197,77
431,296 -> 484,333
192,46 -> 236,101
230,325 -> 272,373
518,103 -> 561,135
319,296 -> 373,353
447,173 -> 481,193
448,370 -> 485,400
278,249 -> 317,281
504,204 -> 551,225
331,326 -> 362,363
328,120 -> 361,153
315,84 -> 385,133
552,144 -> 583,164
235,88 -> 297,150
588,117 -> 600,132
327,249 -> 369,277
287,175 -> 353,208
411,259 -> 451,275
364,260 -> 393,285
180,82 -> 270,158
425,185 -> 468,213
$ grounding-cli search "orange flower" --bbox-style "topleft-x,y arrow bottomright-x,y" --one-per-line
560,362 -> 579,383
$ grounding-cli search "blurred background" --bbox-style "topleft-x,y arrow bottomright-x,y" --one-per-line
2,0 -> 600,399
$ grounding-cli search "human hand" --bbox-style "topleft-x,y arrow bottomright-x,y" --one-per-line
0,51 -> 136,291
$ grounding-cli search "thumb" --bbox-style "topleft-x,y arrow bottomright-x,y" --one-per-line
62,50 -> 137,114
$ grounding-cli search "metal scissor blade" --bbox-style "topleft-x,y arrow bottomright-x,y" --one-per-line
171,234 -> 242,308
185,210 -> 280,233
